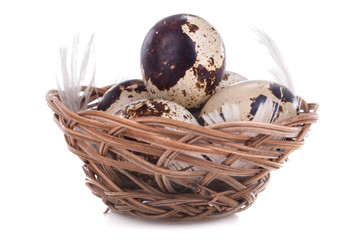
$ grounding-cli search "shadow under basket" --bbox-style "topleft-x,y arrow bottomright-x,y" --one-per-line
46,85 -> 318,221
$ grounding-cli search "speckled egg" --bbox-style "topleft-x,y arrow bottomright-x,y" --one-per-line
215,71 -> 247,92
199,80 -> 299,125
97,79 -> 152,114
114,98 -> 199,172
114,98 -> 199,124
140,14 -> 226,109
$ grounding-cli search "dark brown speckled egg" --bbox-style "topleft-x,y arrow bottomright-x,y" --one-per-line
114,98 -> 198,125
97,79 -> 151,114
140,14 -> 226,109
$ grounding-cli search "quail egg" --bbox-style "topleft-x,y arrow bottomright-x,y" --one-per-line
215,71 -> 247,92
199,80 -> 299,125
97,79 -> 151,114
140,14 -> 226,109
114,98 -> 200,172
115,98 -> 199,124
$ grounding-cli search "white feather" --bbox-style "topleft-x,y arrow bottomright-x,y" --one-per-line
251,98 -> 276,123
203,99 -> 276,125
253,27 -> 303,110
56,34 -> 96,112
252,27 -> 296,94
222,103 -> 240,122
202,109 -> 224,125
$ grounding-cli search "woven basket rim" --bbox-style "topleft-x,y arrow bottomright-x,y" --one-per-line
46,86 -> 319,133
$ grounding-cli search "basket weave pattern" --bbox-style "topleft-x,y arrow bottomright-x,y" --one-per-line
46,85 -> 318,221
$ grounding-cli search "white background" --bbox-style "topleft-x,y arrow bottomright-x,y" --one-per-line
1,0 -> 359,239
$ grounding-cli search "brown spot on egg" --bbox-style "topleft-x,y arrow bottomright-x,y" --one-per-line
118,100 -> 171,119
208,57 -> 214,66
121,80 -> 143,92
249,94 -> 281,122
141,14 -> 197,91
182,90 -> 187,97
192,62 -> 225,95
186,22 -> 199,32
269,83 -> 296,103
270,102 -> 281,122
97,85 -> 122,111
133,83 -> 147,93
249,94 -> 268,116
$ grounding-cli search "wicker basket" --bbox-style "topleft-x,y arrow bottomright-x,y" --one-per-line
46,85 -> 318,221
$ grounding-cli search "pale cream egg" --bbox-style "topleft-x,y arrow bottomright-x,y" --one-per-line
199,80 -> 299,125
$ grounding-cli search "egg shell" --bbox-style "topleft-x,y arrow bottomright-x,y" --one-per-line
114,98 -> 199,124
215,71 -> 247,92
97,79 -> 151,114
199,80 -> 299,124
114,98 -> 200,173
141,14 -> 226,109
